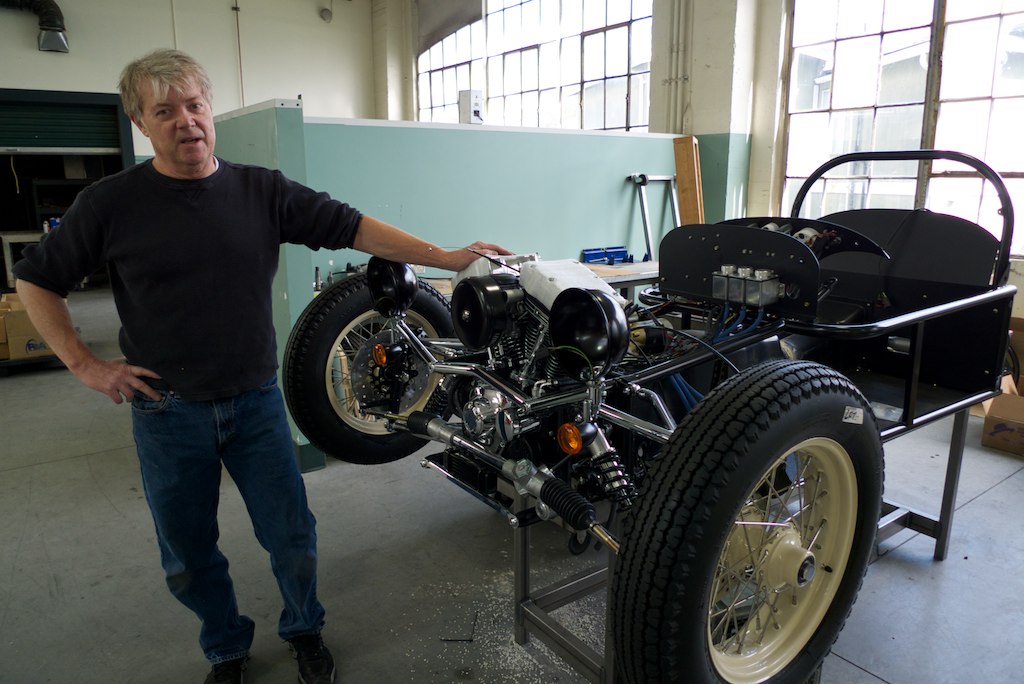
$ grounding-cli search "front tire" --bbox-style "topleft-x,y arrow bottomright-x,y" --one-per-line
283,274 -> 453,464
611,360 -> 883,684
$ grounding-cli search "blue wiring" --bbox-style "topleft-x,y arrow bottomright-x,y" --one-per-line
716,306 -> 747,341
749,307 -> 765,329
691,382 -> 704,402
714,302 -> 730,341
714,305 -> 765,343
669,374 -> 692,411
668,305 -> 769,414
670,373 -> 704,411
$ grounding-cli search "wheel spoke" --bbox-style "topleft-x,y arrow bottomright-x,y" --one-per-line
804,469 -> 825,545
330,373 -> 363,416
807,518 -> 827,552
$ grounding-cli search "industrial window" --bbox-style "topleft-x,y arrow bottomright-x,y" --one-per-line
785,0 -> 1024,255
417,0 -> 653,132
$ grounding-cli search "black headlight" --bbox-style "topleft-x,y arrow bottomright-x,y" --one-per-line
366,257 -> 419,316
549,288 -> 628,380
451,273 -> 522,350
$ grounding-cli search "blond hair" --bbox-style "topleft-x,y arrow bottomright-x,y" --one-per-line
118,49 -> 213,120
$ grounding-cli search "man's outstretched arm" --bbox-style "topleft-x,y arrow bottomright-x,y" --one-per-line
352,215 -> 512,272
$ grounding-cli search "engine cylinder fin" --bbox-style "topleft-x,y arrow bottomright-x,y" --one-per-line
518,296 -> 554,376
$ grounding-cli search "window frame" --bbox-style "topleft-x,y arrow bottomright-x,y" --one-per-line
780,0 -> 1024,255
417,0 -> 653,133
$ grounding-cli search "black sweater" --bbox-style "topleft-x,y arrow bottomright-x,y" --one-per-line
13,159 -> 363,400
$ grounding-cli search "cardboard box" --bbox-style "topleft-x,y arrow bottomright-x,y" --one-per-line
970,373 -> 1018,418
4,309 -> 54,360
0,294 -> 55,361
0,301 -> 10,360
1,292 -> 26,310
982,391 -> 1024,456
1010,317 -> 1024,367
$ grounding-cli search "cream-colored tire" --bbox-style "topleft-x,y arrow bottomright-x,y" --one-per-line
612,360 -> 883,684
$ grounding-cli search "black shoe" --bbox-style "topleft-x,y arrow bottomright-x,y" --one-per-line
204,656 -> 248,684
288,633 -> 337,684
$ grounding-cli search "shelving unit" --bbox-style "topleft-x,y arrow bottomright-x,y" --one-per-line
1,157 -> 113,289
1,232 -> 43,288
0,88 -> 134,291
30,178 -> 94,231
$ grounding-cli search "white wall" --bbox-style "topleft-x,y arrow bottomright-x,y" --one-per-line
0,0 -> 376,158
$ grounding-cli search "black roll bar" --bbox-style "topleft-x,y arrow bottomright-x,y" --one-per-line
790,150 -> 1015,287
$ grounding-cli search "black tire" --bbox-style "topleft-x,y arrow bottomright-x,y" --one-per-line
611,359 -> 883,684
283,274 -> 453,464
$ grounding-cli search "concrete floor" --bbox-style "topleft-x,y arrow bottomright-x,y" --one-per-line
1,287 -> 1023,684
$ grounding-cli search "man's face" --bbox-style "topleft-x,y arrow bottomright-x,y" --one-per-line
132,79 -> 216,179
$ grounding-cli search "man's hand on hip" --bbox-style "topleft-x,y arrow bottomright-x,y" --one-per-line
74,357 -> 163,404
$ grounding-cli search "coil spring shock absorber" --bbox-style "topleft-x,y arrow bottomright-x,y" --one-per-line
591,448 -> 637,509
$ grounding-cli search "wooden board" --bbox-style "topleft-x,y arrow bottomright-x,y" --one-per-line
674,135 -> 704,224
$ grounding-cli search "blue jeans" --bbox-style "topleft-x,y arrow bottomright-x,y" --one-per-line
131,376 -> 325,664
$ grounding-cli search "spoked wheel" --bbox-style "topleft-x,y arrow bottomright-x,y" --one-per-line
710,437 -> 858,681
612,360 -> 883,684
283,274 -> 453,464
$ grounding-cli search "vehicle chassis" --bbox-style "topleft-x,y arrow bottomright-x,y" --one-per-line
284,150 -> 1016,684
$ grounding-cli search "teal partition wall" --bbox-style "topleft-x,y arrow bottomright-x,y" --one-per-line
214,100 -> 313,357
301,119 -> 680,277
213,100 -> 327,469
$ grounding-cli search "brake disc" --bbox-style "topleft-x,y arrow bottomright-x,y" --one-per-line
350,329 -> 433,414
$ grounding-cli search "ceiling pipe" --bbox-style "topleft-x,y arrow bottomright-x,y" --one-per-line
0,0 -> 69,53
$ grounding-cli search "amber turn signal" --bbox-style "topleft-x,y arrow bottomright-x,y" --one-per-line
372,343 -> 388,366
557,423 -> 584,455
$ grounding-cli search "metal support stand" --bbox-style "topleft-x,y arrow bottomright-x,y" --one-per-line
628,173 -> 681,262
512,492 -> 618,683
877,407 -> 968,560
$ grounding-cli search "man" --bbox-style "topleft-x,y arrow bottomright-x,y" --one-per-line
13,48 -> 509,684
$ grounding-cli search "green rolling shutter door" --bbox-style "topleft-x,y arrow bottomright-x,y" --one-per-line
0,101 -> 121,149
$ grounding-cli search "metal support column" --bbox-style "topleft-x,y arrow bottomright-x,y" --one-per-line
877,407 -> 970,560
933,407 -> 968,560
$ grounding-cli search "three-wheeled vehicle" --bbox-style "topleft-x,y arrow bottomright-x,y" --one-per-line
283,150 -> 1015,683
